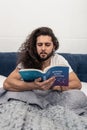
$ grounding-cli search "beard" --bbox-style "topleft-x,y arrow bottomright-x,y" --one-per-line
37,50 -> 54,62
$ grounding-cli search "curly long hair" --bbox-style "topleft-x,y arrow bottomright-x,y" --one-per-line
18,27 -> 59,69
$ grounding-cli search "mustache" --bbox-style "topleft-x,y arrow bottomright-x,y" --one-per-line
40,51 -> 47,54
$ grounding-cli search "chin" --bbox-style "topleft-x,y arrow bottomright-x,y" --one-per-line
40,57 -> 49,61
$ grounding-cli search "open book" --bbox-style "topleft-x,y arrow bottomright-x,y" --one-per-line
19,66 -> 69,86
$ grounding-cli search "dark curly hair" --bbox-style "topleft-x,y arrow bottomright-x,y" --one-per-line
18,27 -> 59,69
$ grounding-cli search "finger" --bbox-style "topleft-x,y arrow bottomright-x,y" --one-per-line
44,77 -> 55,84
41,85 -> 50,90
35,77 -> 42,82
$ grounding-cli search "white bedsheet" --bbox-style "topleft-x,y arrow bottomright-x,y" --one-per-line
0,75 -> 6,88
81,82 -> 87,96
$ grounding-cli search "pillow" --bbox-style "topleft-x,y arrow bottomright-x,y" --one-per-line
0,75 -> 6,88
81,82 -> 87,96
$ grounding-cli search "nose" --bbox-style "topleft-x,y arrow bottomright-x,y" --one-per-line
41,44 -> 46,50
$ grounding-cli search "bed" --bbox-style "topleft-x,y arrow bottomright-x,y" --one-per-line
0,52 -> 87,130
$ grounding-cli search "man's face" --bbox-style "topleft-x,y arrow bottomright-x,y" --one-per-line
36,35 -> 55,61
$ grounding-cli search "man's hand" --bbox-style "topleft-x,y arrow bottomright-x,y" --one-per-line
52,86 -> 68,91
34,77 -> 55,90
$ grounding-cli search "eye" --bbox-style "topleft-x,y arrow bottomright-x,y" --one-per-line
37,43 -> 43,46
45,42 -> 51,46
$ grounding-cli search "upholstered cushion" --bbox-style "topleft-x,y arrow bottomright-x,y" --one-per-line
59,53 -> 79,73
78,63 -> 87,82
0,52 -> 17,76
60,53 -> 87,82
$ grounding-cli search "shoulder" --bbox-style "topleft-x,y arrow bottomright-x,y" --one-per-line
52,53 -> 67,62
17,63 -> 24,69
51,53 -> 73,73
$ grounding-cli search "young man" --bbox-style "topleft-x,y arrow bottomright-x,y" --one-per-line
2,27 -> 87,128
3,27 -> 81,92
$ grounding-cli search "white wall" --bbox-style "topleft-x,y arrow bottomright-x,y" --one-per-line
0,0 -> 87,53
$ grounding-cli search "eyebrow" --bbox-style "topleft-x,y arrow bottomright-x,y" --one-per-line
36,42 -> 52,44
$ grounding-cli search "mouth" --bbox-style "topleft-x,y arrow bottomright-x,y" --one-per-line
40,54 -> 47,57
40,52 -> 47,57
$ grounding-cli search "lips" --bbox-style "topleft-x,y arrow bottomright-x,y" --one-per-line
40,54 -> 46,56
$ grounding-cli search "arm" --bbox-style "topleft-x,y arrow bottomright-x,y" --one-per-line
53,71 -> 82,91
3,68 -> 55,91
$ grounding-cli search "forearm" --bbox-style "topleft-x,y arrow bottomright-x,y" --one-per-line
61,80 -> 82,91
3,78 -> 36,91
53,80 -> 82,91
3,76 -> 56,92
61,72 -> 82,91
67,80 -> 82,89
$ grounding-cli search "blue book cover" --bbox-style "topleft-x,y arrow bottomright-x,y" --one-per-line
19,66 -> 69,86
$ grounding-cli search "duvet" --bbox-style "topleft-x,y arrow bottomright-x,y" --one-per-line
0,88 -> 87,130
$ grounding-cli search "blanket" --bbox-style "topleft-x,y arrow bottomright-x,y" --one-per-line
0,101 -> 87,130
0,88 -> 87,130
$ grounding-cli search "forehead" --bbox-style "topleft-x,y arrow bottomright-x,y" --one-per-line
36,35 -> 52,43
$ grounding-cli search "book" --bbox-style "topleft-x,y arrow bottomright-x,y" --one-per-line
19,66 -> 69,86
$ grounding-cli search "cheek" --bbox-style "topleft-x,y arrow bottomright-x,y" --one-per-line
36,46 -> 41,54
47,47 -> 53,52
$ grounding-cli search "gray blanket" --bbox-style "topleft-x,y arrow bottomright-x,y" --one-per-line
0,88 -> 87,130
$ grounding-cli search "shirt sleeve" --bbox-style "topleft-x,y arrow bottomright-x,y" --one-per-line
51,54 -> 73,73
16,63 -> 24,70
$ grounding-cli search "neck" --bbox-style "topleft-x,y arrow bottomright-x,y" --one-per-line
42,58 -> 51,70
